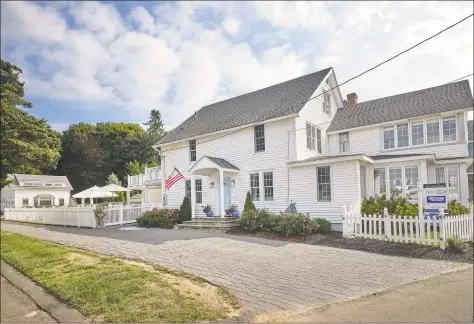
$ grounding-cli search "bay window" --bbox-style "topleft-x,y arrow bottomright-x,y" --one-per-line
375,165 -> 420,200
383,127 -> 395,149
389,167 -> 402,199
404,165 -> 419,200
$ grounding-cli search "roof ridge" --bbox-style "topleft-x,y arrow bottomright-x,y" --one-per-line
343,80 -> 470,110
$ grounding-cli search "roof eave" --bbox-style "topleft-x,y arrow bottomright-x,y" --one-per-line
289,154 -> 373,168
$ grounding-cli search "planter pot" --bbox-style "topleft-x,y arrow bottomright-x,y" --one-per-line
206,211 -> 214,217
232,210 -> 240,217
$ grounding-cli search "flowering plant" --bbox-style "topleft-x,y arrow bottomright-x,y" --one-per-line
168,208 -> 180,217
225,204 -> 238,215
202,204 -> 212,213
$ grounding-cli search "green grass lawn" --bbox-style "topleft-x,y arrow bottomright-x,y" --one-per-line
1,231 -> 239,322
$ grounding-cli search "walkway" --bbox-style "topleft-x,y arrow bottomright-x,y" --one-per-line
2,223 -> 471,315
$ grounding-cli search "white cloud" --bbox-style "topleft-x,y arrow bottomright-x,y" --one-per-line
222,17 -> 240,34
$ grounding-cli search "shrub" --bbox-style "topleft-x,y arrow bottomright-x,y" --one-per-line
239,210 -> 259,232
136,209 -> 177,228
243,191 -> 256,213
315,218 -> 331,233
94,205 -> 105,228
178,196 -> 191,223
361,196 -> 418,217
446,236 -> 467,252
447,200 -> 470,216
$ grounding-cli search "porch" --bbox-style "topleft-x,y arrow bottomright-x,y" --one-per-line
188,156 -> 240,218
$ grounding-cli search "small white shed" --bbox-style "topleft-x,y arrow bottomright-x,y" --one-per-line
1,174 -> 73,210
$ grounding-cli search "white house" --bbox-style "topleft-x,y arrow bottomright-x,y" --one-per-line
152,67 -> 472,230
1,174 -> 73,210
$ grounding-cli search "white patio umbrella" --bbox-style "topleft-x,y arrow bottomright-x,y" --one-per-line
100,184 -> 131,204
73,186 -> 117,206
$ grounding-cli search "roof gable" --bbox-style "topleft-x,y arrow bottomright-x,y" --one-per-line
156,68 -> 332,146
11,174 -> 73,189
328,80 -> 473,132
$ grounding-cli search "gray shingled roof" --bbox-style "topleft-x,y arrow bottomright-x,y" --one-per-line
156,68 -> 332,145
11,174 -> 73,189
328,80 -> 473,132
468,120 -> 473,142
205,156 -> 239,170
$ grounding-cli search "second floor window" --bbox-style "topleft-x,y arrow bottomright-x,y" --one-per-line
189,140 -> 196,162
254,124 -> 265,152
397,124 -> 409,147
383,127 -> 395,149
306,123 -> 316,150
323,91 -> 331,115
442,117 -> 457,142
426,119 -> 440,144
317,128 -> 322,153
339,132 -> 349,153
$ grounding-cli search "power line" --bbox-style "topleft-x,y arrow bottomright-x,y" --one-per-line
160,13 -> 473,154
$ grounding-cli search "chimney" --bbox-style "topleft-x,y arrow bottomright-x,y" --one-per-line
347,93 -> 358,105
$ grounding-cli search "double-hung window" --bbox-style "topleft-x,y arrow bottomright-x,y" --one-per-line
254,125 -> 265,152
397,124 -> 409,147
263,172 -> 273,201
411,122 -> 424,146
195,179 -> 202,204
59,198 -> 65,206
383,127 -> 395,149
22,198 -> 29,206
323,91 -> 331,115
436,166 -> 459,193
339,132 -> 349,153
189,140 -> 196,162
374,168 -> 386,197
426,119 -> 440,144
316,129 -> 322,153
250,173 -> 260,201
317,166 -> 331,202
442,117 -> 457,142
306,123 -> 316,150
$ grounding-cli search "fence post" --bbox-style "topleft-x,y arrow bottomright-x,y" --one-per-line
439,207 -> 446,250
384,207 -> 390,241
119,205 -> 124,225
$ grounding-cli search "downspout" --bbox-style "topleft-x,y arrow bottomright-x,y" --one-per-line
287,131 -> 290,204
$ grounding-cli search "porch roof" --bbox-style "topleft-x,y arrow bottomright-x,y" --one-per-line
189,156 -> 239,175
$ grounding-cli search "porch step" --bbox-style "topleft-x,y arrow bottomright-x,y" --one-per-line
177,222 -> 240,233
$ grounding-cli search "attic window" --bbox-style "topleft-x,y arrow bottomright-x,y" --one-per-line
323,91 -> 331,115
189,140 -> 196,162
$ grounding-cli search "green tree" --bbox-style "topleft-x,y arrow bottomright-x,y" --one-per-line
243,191 -> 256,213
178,196 -> 191,223
1,59 -> 61,187
144,109 -> 166,143
107,172 -> 122,186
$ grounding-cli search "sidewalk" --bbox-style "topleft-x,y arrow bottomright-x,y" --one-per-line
1,275 -> 56,323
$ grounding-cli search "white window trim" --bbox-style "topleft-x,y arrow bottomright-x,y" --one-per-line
316,165 -> 332,202
383,126 -> 395,150
249,170 -> 274,203
306,122 -> 316,151
435,165 -> 460,194
375,163 -> 420,201
441,116 -> 458,143
339,132 -> 350,154
410,121 -> 425,147
189,139 -> 197,163
254,124 -> 265,153
249,173 -> 260,201
195,178 -> 203,204
22,198 -> 29,206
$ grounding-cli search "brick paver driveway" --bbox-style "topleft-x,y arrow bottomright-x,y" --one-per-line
2,223 -> 471,315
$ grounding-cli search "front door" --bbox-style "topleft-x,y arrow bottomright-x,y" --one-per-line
216,177 -> 232,215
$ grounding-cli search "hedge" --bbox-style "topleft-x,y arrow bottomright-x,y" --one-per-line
136,208 -> 178,228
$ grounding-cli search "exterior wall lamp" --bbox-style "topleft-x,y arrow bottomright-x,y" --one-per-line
231,179 -> 235,187
209,182 -> 214,188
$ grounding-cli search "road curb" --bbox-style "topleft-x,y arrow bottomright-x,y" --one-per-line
1,260 -> 88,323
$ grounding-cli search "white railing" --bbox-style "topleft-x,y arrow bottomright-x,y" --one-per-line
127,166 -> 161,188
3,203 -> 163,228
342,206 -> 474,250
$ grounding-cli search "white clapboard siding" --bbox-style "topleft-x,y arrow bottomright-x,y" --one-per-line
342,207 -> 473,250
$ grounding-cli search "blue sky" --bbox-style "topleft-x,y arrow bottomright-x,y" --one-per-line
1,1 -> 473,131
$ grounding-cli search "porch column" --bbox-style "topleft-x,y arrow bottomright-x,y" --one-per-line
219,169 -> 225,218
191,175 -> 196,218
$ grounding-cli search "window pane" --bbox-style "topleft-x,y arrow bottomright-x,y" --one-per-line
405,165 -> 419,200
317,128 -> 322,153
317,166 -> 331,201
185,180 -> 191,199
263,172 -> 273,201
426,119 -> 440,144
389,167 -> 402,199
442,118 -> 456,142
411,122 -> 424,146
306,123 -> 315,150
190,140 -> 196,162
339,132 -> 349,153
435,167 -> 445,184
397,124 -> 409,147
383,128 -> 395,149
22,198 -> 28,206
250,173 -> 260,201
374,168 -> 386,197
446,166 -> 459,192
195,179 -> 202,203
254,125 -> 265,152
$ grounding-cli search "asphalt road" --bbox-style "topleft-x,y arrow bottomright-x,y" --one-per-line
1,276 -> 56,323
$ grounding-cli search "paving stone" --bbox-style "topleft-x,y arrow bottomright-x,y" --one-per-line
3,223 -> 472,314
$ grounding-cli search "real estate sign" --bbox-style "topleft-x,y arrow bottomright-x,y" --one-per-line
422,183 -> 448,215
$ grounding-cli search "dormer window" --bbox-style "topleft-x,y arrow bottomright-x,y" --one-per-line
189,140 -> 196,162
323,91 -> 331,115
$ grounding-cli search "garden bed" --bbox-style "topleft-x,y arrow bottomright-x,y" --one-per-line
227,228 -> 473,264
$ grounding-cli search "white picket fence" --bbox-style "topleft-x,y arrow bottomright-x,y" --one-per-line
342,206 -> 474,249
2,203 -> 162,228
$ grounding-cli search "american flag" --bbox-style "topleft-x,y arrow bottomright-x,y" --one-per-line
165,167 -> 184,190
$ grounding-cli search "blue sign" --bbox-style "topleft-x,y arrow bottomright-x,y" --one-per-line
427,196 -> 446,203
423,183 -> 446,188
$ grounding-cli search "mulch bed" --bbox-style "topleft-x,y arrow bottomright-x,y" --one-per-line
227,228 -> 474,264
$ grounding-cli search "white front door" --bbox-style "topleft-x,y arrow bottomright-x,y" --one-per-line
216,177 -> 231,215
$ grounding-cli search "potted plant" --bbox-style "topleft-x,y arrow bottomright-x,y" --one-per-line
202,204 -> 213,217
226,204 -> 240,217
